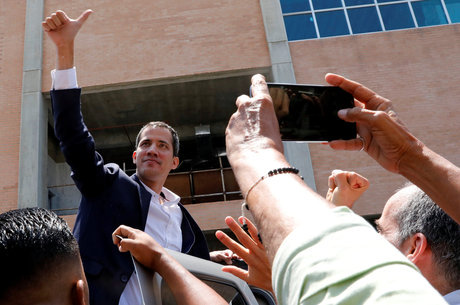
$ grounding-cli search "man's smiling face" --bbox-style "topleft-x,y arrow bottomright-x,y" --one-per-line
133,126 -> 178,189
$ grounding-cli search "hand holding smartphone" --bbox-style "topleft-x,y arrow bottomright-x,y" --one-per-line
260,83 -> 356,142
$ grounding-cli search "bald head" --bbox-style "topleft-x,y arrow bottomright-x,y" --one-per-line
376,185 -> 460,295
376,185 -> 417,247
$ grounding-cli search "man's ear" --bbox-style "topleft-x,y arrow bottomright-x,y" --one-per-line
405,233 -> 429,264
71,280 -> 89,305
172,156 -> 179,170
132,151 -> 137,164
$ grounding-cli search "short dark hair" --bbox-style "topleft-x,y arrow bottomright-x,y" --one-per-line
395,186 -> 460,289
0,208 -> 80,299
135,121 -> 180,157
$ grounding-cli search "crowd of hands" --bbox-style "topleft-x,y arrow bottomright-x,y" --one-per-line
43,9 -> 460,305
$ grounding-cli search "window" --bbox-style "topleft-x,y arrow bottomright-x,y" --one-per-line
316,10 -> 350,37
284,14 -> 317,40
445,0 -> 460,22
280,0 -> 459,40
380,3 -> 415,30
348,6 -> 382,33
412,0 -> 448,26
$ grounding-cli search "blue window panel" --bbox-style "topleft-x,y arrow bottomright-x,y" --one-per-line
377,0 -> 403,3
312,0 -> 342,10
445,0 -> 460,23
280,0 -> 311,13
348,7 -> 383,33
284,14 -> 317,40
412,0 -> 447,26
345,0 -> 374,5
316,10 -> 350,37
379,3 -> 415,30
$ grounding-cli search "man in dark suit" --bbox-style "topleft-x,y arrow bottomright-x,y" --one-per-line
43,10 -> 209,305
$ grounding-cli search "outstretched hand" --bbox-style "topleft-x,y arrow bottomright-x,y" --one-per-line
326,73 -> 422,174
215,216 -> 273,294
42,10 -> 92,48
326,169 -> 369,209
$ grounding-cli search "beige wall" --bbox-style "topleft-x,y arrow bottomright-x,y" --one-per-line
0,1 -> 26,213
42,0 -> 271,89
289,25 -> 460,215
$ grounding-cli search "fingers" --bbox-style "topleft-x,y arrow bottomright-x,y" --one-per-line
330,169 -> 349,187
42,21 -> 51,32
225,217 -> 258,250
55,10 -> 70,24
237,217 -> 261,246
112,225 -> 138,250
328,174 -> 336,190
215,230 -> 248,260
347,172 -> 370,190
221,266 -> 249,282
51,13 -> 62,27
42,16 -> 58,31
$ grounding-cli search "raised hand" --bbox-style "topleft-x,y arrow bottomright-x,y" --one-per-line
42,10 -> 93,69
326,73 -> 421,174
326,169 -> 370,209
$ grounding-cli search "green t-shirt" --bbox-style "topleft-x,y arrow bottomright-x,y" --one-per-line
272,207 -> 447,304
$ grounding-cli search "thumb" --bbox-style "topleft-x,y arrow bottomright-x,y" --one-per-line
338,107 -> 375,124
118,238 -> 138,253
77,9 -> 93,25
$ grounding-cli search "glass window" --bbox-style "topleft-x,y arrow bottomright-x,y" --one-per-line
348,7 -> 383,33
284,14 -> 317,40
379,3 -> 415,30
316,10 -> 350,37
345,0 -> 374,5
445,0 -> 460,22
312,0 -> 342,10
280,0 -> 311,13
377,0 -> 403,2
412,0 -> 447,26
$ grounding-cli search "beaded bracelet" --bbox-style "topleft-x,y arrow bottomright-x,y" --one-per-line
244,167 -> 303,202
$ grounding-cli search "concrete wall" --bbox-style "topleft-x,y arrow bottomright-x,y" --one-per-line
0,1 -> 26,213
289,24 -> 460,215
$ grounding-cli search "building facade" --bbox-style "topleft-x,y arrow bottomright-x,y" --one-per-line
1,0 -> 459,236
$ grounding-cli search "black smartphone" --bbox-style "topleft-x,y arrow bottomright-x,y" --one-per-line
265,83 -> 356,142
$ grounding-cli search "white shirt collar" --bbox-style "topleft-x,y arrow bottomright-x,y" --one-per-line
138,179 -> 180,205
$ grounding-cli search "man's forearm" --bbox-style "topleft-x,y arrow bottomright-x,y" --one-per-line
400,144 -> 460,224
157,255 -> 227,305
231,150 -> 334,264
56,44 -> 74,70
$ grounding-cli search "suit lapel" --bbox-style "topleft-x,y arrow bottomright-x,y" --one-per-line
131,174 -> 152,229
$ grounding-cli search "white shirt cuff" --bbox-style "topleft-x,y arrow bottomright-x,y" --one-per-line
51,67 -> 78,90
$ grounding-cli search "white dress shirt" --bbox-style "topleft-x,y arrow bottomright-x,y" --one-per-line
119,183 -> 182,305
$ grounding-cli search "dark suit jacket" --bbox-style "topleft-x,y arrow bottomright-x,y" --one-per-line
51,88 -> 210,305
